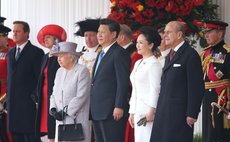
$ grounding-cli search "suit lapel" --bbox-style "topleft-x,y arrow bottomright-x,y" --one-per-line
92,42 -> 117,81
163,42 -> 187,72
15,41 -> 31,62
8,47 -> 17,70
41,54 -> 49,72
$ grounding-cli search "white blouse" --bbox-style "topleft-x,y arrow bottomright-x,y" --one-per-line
129,56 -> 162,115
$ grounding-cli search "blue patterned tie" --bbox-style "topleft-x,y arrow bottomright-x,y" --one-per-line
94,50 -> 104,76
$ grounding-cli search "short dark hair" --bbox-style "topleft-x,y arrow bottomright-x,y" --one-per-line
99,18 -> 120,38
13,21 -> 30,33
139,26 -> 161,52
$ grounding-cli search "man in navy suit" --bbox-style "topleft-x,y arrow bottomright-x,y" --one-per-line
7,21 -> 44,142
150,21 -> 204,142
90,18 -> 131,142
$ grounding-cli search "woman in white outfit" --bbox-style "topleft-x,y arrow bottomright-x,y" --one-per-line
128,27 -> 162,142
49,42 -> 91,142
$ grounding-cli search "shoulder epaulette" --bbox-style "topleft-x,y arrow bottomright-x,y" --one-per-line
223,44 -> 230,53
200,45 -> 211,57
96,45 -> 102,53
0,46 -> 9,52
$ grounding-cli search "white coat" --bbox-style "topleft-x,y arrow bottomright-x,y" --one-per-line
50,63 -> 91,142
129,56 -> 162,142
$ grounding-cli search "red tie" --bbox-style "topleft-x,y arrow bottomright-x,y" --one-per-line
170,49 -> 175,61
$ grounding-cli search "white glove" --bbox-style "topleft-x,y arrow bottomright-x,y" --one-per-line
227,113 -> 230,120
0,102 -> 3,113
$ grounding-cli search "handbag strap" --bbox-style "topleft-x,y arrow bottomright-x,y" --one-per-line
62,105 -> 68,125
62,105 -> 77,125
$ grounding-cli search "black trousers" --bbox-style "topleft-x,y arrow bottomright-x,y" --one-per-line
0,113 -> 9,142
92,117 -> 127,142
11,133 -> 36,142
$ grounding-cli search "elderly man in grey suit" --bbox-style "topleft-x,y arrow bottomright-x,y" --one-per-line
90,18 -> 131,142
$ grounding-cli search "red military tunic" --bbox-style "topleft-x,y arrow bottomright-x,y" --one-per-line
0,39 -> 15,142
0,47 -> 8,98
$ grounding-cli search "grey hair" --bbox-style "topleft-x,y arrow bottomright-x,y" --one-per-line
55,38 -> 60,44
119,24 -> 133,40
169,21 -> 186,38
66,53 -> 79,64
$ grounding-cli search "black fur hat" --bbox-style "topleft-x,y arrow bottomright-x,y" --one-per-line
0,16 -> 11,34
74,18 -> 100,37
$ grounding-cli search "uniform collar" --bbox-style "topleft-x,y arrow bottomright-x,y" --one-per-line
211,40 -> 225,51
86,45 -> 99,52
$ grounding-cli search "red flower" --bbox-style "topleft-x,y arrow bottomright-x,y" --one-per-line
108,11 -> 126,23
165,1 -> 175,12
108,0 -> 218,39
157,12 -> 166,20
176,0 -> 184,5
193,19 -> 203,28
142,9 -> 154,18
130,2 -> 142,12
180,1 -> 193,16
117,1 -> 127,9
146,0 -> 156,8
132,30 -> 141,41
155,0 -> 167,9
194,0 -> 205,6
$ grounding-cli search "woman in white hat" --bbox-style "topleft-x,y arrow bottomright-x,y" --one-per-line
36,24 -> 67,142
49,42 -> 91,142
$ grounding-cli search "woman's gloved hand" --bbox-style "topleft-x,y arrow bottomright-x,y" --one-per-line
50,108 -> 67,121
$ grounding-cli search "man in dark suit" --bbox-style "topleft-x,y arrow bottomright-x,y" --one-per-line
7,21 -> 44,142
117,24 -> 136,56
116,24 -> 142,142
150,21 -> 204,142
90,18 -> 131,142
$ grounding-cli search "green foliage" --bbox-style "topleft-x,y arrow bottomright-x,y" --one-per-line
193,133 -> 202,142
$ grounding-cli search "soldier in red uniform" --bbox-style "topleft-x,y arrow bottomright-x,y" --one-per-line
0,16 -> 13,142
201,20 -> 230,142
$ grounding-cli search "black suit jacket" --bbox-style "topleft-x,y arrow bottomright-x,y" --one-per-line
7,41 -> 44,133
90,42 -> 131,120
35,54 -> 59,138
150,42 -> 204,142
126,42 -> 136,56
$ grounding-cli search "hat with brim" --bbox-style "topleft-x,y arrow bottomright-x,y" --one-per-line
202,20 -> 228,32
74,18 -> 100,37
0,16 -> 6,24
51,41 -> 83,57
37,24 -> 67,47
0,25 -> 11,34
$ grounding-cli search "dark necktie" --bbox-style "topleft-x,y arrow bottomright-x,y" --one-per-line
94,50 -> 105,77
15,47 -> 21,60
169,49 -> 175,61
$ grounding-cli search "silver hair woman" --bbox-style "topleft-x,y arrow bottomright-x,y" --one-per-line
49,42 -> 91,142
